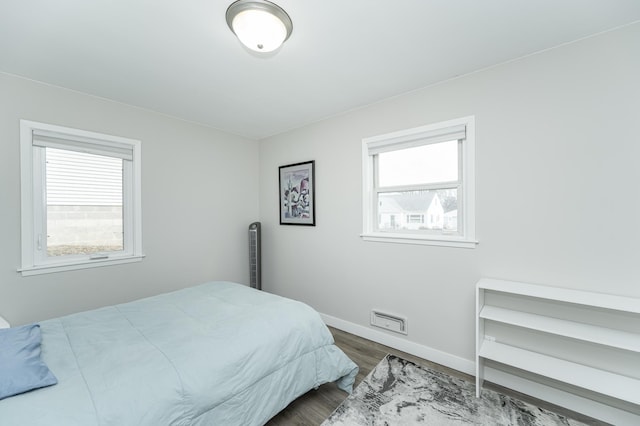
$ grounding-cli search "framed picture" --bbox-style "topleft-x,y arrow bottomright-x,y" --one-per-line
279,160 -> 315,226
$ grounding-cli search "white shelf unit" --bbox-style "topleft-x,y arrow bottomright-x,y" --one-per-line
476,278 -> 640,409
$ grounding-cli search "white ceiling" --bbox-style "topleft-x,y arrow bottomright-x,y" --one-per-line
1,1 -> 639,140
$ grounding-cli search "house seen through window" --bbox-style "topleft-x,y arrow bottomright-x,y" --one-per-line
377,140 -> 458,233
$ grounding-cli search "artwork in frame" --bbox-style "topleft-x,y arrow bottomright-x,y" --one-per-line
279,160 -> 315,226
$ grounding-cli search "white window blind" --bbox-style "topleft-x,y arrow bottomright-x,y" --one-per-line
45,148 -> 123,206
32,129 -> 134,160
367,124 -> 466,156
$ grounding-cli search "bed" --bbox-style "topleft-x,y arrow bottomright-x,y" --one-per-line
0,281 -> 358,425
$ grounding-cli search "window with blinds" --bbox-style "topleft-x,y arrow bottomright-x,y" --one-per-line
45,148 -> 124,257
19,120 -> 143,275
361,116 -> 477,248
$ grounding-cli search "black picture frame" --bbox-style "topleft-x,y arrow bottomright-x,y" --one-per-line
279,160 -> 315,226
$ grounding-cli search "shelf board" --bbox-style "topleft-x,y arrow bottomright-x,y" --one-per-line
480,305 -> 640,353
477,278 -> 640,314
479,340 -> 640,405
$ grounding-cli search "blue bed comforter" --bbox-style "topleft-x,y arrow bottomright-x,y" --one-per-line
0,282 -> 358,425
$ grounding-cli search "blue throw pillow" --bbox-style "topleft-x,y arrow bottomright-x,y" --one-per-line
0,324 -> 57,399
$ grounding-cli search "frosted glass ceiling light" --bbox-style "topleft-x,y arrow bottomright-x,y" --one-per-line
226,0 -> 292,53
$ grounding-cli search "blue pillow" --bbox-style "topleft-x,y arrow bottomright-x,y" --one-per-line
0,324 -> 57,399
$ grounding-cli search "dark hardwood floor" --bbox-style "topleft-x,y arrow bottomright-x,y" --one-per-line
266,327 -> 605,426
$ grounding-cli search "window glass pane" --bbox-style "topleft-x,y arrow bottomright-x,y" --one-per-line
377,189 -> 458,232
45,148 -> 123,257
378,140 -> 458,187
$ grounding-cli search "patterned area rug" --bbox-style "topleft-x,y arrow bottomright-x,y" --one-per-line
322,354 -> 587,426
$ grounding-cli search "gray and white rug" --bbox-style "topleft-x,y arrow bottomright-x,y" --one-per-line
322,354 -> 587,426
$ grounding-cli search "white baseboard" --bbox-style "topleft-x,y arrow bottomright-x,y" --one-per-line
320,312 -> 475,375
321,312 -> 640,426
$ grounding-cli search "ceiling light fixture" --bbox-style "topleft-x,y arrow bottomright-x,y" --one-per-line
226,0 -> 293,53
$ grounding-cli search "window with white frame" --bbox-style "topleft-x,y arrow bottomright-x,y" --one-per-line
19,120 -> 143,275
361,116 -> 476,248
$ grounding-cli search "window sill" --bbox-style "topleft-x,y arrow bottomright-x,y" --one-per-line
18,254 -> 145,276
361,232 -> 478,249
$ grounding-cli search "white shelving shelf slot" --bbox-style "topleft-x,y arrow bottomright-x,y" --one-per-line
476,278 -> 640,411
479,305 -> 640,353
479,340 -> 640,405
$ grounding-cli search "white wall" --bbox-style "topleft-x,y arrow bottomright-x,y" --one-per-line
258,23 -> 640,364
0,72 -> 259,325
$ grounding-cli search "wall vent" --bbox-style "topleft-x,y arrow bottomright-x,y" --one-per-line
371,310 -> 407,335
